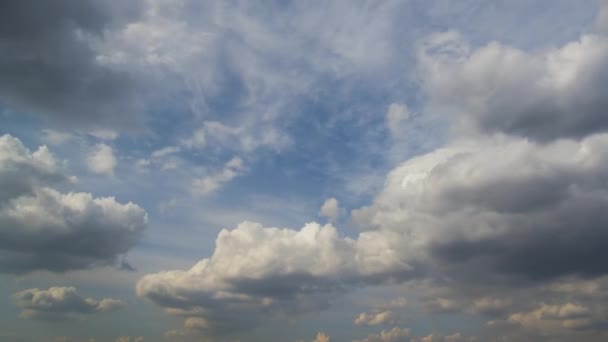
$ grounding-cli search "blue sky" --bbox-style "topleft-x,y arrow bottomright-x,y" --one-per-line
1,1 -> 608,341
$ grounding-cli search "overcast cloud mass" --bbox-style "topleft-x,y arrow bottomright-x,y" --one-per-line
1,1 -> 607,341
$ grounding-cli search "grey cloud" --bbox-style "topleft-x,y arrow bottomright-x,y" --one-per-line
0,134 -> 147,273
0,135 -> 66,204
0,0 -> 142,129
355,134 -> 608,285
13,286 -> 124,321
419,30 -> 608,141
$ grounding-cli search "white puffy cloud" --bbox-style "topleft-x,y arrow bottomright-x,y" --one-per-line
319,198 -> 342,223
419,30 -> 608,141
87,143 -> 117,176
0,134 -> 147,273
355,310 -> 398,326
13,287 -> 124,321
137,221 -> 412,335
193,157 -> 246,195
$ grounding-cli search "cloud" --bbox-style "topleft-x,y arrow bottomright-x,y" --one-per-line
193,157 -> 246,195
353,133 -> 608,284
354,329 -> 471,342
182,121 -> 292,154
87,143 -> 117,176
319,198 -> 342,223
313,332 -> 330,342
13,286 -> 124,321
0,134 -> 66,204
137,221 -> 413,335
0,0 -> 142,129
355,310 -> 398,326
505,302 -> 608,334
419,30 -> 608,141
353,327 -> 412,342
115,337 -> 144,342
0,134 -> 147,273
386,103 -> 410,138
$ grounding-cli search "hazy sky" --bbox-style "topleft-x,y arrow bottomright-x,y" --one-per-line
1,1 -> 608,341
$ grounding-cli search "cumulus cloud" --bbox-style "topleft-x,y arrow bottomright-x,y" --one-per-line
193,157 -> 246,195
137,221 -> 413,335
419,30 -> 608,141
87,143 -> 117,175
13,287 -> 124,321
0,134 -> 147,273
0,135 -> 66,204
319,198 -> 343,223
354,133 -> 608,284
0,0 -> 141,129
355,310 -> 398,326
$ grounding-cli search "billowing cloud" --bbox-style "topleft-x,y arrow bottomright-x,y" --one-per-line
13,286 -> 124,321
420,30 -> 608,141
87,143 -> 117,176
137,221 -> 413,335
0,134 -> 147,273
0,0 -> 141,129
354,133 -> 608,284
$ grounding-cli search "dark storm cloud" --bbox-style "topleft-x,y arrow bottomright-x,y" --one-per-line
0,0 -> 142,129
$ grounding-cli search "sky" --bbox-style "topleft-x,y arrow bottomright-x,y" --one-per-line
1,0 -> 608,341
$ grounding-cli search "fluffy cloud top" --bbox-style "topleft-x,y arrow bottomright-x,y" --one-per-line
137,221 -> 412,335
13,286 -> 124,320
0,134 -> 146,273
87,143 -> 117,175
